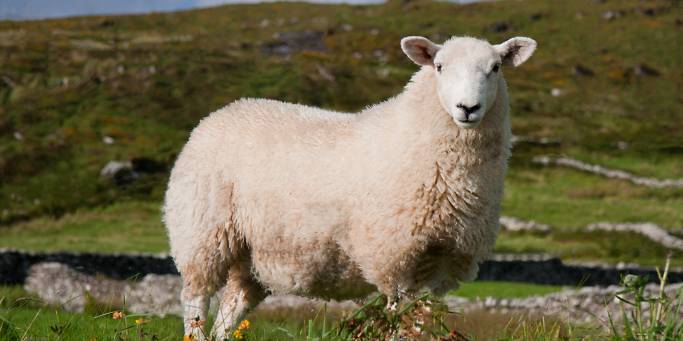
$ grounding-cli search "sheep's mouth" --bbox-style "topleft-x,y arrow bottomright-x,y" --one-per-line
454,118 -> 480,129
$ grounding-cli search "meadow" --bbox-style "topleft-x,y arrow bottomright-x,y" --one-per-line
0,0 -> 682,339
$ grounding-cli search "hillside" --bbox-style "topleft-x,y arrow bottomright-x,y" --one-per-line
0,0 -> 681,264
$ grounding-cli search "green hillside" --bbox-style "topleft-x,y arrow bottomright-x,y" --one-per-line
0,0 -> 681,264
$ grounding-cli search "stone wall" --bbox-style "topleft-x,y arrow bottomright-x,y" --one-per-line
0,249 -> 176,284
1,249 -> 681,286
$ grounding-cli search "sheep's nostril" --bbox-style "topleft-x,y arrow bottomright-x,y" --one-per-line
456,103 -> 481,114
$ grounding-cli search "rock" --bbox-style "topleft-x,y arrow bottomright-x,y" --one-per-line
23,262 -> 356,317
499,216 -> 551,233
125,274 -> 183,316
550,88 -> 562,97
100,158 -> 164,185
587,222 -> 683,251
445,282 -> 683,326
533,155 -> 683,189
1,75 -> 16,88
634,7 -> 657,17
131,157 -> 166,174
487,21 -> 510,33
316,65 -> 335,82
530,13 -> 544,21
634,63 -> 660,77
572,63 -> 594,77
100,160 -> 137,186
261,30 -> 327,56
24,262 -> 129,312
602,10 -> 622,21
102,135 -> 115,144
510,135 -> 561,147
376,68 -> 390,79
373,49 -> 388,63
100,160 -> 131,178
25,263 -> 182,316
13,131 -> 23,141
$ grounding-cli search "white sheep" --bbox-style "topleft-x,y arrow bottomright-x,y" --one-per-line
163,35 -> 536,339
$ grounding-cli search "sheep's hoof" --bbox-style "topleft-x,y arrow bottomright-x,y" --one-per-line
386,300 -> 398,312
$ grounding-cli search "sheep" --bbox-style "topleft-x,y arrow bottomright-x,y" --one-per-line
163,35 -> 536,339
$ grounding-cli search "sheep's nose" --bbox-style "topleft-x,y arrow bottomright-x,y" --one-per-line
456,103 -> 481,119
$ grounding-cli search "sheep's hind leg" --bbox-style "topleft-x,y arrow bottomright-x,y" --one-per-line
179,226 -> 231,340
211,260 -> 267,340
181,286 -> 210,340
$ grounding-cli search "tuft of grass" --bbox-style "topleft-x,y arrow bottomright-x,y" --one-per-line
333,293 -> 459,340
607,255 -> 683,340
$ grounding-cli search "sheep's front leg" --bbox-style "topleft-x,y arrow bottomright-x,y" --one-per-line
385,286 -> 410,311
211,262 -> 267,340
181,287 -> 210,340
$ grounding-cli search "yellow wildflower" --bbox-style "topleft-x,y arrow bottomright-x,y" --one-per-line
183,335 -> 196,341
112,311 -> 125,320
232,329 -> 243,340
238,319 -> 250,330
135,317 -> 146,325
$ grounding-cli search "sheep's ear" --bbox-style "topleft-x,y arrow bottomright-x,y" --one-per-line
494,37 -> 537,67
401,36 -> 442,66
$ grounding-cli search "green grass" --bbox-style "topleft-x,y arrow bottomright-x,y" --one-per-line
0,307 -> 182,340
495,230 -> 683,267
0,1 -> 681,338
0,197 -> 679,267
0,285 -> 592,340
0,0 -> 681,275
1,0 -> 681,225
503,167 -> 683,229
450,281 -> 564,299
0,201 -> 166,253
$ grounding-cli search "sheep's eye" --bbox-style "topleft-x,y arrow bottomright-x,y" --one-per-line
491,63 -> 500,73
435,63 -> 442,72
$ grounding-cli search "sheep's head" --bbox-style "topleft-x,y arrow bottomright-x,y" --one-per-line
401,36 -> 536,129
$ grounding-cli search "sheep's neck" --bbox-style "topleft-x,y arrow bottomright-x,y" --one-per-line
399,67 -> 510,171
399,67 -> 510,239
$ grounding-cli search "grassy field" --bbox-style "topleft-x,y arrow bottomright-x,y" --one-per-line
0,284 -> 589,340
1,0 -> 681,228
0,0 -> 682,338
1,199 -> 680,266
5,279 -> 678,340
0,0 -> 681,264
